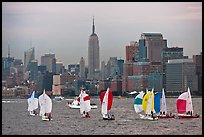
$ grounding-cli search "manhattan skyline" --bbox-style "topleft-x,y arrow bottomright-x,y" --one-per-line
2,2 -> 202,67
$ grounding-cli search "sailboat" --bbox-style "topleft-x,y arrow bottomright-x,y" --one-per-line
38,89 -> 53,121
78,88 -> 91,118
157,88 -> 175,118
141,88 -> 158,120
134,91 -> 145,114
100,88 -> 115,120
78,88 -> 92,118
27,91 -> 39,116
176,87 -> 199,118
68,96 -> 98,109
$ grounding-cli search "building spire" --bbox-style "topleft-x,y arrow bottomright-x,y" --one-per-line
92,16 -> 95,34
8,44 -> 10,58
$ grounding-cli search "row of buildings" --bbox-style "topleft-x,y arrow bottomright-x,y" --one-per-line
2,18 -> 202,97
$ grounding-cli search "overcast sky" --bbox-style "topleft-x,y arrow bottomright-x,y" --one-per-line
2,2 -> 202,68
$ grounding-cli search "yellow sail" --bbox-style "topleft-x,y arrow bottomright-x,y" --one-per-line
151,92 -> 154,112
142,91 -> 150,113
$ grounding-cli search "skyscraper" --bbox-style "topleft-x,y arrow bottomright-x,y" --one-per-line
79,57 -> 85,79
24,47 -> 35,73
88,17 -> 100,80
41,53 -> 56,73
140,33 -> 167,62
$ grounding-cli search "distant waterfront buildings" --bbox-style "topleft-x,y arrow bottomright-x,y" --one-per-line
2,30 -> 202,97
88,17 -> 100,80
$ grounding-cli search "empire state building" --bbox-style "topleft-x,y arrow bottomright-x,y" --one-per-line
88,17 -> 100,80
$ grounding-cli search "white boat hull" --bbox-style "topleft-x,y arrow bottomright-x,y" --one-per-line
42,116 -> 53,121
139,114 -> 158,120
68,104 -> 98,109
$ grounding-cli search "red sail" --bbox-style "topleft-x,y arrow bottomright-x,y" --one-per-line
100,91 -> 106,104
107,90 -> 113,110
100,89 -> 113,110
176,99 -> 187,114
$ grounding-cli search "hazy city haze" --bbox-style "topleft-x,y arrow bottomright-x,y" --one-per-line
2,2 -> 202,68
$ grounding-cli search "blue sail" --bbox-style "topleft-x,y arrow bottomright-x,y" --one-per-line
154,92 -> 162,113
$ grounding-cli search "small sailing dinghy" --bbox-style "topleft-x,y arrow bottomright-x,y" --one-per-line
27,91 -> 39,116
78,88 -> 91,118
176,87 -> 199,119
134,91 -> 145,113
39,89 -> 53,121
68,96 -> 98,109
158,88 -> 175,118
141,88 -> 158,120
100,88 -> 115,120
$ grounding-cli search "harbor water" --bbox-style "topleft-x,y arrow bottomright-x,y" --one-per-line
2,97 -> 202,135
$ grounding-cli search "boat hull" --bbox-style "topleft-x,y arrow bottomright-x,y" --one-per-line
139,114 -> 158,120
158,115 -> 175,118
68,104 -> 98,109
42,115 -> 53,121
178,115 -> 199,118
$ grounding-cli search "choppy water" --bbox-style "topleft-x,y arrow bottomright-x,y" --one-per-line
2,97 -> 202,135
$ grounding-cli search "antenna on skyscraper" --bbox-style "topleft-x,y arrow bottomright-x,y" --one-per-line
8,44 -> 10,58
92,16 -> 95,34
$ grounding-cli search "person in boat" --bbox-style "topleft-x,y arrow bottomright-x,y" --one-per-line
33,110 -> 37,115
83,111 -> 86,117
47,113 -> 52,120
110,114 -> 115,120
151,111 -> 154,118
195,113 -> 199,117
103,114 -> 115,120
86,112 -> 90,118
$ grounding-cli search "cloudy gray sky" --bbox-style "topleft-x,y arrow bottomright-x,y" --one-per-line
2,2 -> 202,68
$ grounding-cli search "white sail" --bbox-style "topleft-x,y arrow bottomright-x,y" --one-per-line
79,90 -> 91,114
145,91 -> 152,115
134,91 -> 145,113
186,87 -> 193,113
161,88 -> 167,114
27,91 -> 38,112
101,88 -> 109,115
145,89 -> 155,115
39,90 -> 52,116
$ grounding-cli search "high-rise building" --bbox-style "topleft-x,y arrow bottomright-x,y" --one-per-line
30,59 -> 38,82
41,53 -> 56,73
88,17 -> 100,80
193,53 -> 202,95
68,64 -> 80,76
125,41 -> 139,63
56,61 -> 63,74
24,47 -> 35,73
166,59 -> 198,93
140,33 -> 167,62
79,57 -> 85,79
161,47 -> 186,89
100,61 -> 106,80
